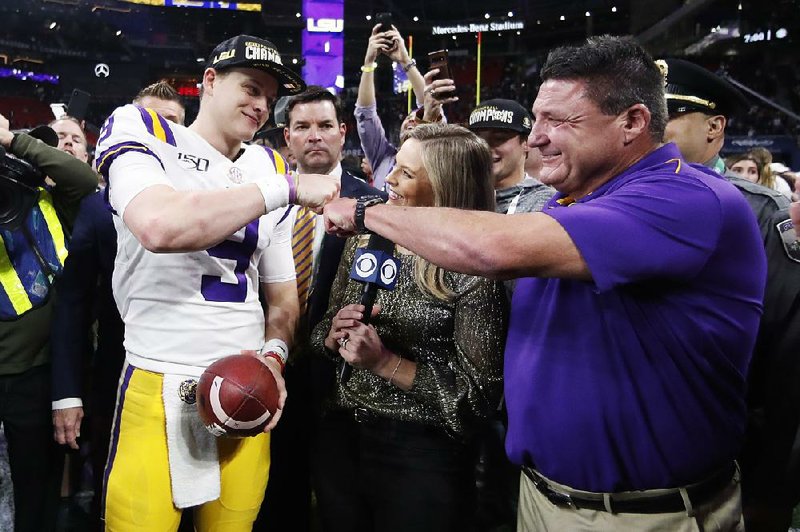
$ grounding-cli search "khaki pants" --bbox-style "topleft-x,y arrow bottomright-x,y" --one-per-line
517,469 -> 744,532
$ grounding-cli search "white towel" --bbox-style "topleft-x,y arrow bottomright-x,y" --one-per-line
162,374 -> 220,508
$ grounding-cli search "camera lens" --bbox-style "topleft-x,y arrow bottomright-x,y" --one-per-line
0,152 -> 43,231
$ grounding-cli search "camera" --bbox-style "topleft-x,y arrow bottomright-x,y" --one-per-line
0,147 -> 45,231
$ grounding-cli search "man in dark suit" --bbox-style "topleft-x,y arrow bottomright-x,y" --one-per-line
50,190 -> 122,529
50,87 -> 185,530
256,86 -> 385,532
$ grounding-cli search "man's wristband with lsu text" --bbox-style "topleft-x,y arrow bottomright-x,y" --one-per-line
361,62 -> 378,73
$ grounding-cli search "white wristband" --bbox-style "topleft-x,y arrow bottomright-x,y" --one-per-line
262,338 -> 289,364
254,175 -> 290,214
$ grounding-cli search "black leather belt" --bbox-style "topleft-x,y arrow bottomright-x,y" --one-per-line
522,463 -> 736,514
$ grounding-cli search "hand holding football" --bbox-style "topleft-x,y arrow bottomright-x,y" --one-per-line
197,354 -> 280,437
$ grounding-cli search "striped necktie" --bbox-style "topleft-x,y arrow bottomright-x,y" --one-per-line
292,207 -> 316,312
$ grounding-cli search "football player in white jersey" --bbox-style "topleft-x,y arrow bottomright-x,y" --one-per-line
93,35 -> 338,531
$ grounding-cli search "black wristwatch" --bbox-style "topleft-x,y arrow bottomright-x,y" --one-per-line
354,195 -> 385,233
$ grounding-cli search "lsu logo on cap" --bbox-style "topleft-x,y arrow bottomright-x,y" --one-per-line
212,49 -> 236,64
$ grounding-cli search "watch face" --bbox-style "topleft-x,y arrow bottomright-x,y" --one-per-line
355,196 -> 382,233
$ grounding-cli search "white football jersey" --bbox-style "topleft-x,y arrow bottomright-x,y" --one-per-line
95,104 -> 295,376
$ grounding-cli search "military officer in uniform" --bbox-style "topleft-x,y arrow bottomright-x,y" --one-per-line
662,57 -> 800,532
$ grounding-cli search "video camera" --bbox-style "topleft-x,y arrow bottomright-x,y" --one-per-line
0,147 -> 45,231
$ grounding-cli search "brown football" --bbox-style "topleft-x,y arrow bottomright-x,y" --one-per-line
196,354 -> 279,437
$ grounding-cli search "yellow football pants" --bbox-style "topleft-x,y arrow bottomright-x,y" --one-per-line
102,363 -> 271,531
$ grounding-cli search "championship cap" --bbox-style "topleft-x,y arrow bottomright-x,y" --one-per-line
657,58 -> 749,117
467,99 -> 532,135
206,35 -> 305,96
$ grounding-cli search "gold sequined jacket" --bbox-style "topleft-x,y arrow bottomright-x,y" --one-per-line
311,237 -> 509,441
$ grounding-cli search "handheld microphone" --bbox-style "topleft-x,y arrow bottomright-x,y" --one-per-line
340,234 -> 400,382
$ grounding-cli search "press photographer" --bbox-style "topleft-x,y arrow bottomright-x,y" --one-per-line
0,111 -> 96,532
0,148 -> 45,231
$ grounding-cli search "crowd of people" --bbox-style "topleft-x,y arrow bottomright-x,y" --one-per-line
0,25 -> 799,532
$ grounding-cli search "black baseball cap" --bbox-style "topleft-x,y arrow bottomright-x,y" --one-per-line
468,99 -> 532,135
657,58 -> 749,118
27,125 -> 58,147
256,96 -> 292,140
206,35 -> 305,96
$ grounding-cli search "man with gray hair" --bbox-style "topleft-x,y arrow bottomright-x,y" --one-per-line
324,35 -> 764,531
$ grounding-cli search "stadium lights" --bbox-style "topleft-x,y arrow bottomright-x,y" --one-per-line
196,57 -> 204,62
366,15 -> 371,20
413,16 -> 419,22
612,6 -> 617,12
560,15 -> 565,21
508,11 -> 514,17
295,12 -> 301,18
49,22 -> 57,29
116,30 -> 122,36
484,13 -> 490,19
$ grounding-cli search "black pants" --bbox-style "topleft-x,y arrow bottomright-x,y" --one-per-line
255,359 -> 312,532
311,409 -> 476,532
0,364 -> 64,532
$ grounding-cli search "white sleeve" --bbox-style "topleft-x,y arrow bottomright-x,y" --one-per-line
106,152 -> 172,217
259,209 -> 296,284
94,104 -> 174,216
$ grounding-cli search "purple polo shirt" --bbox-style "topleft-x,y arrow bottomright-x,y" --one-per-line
504,143 -> 766,492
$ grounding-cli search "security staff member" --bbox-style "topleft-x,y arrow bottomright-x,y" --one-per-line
662,58 -> 800,532
0,113 -> 98,532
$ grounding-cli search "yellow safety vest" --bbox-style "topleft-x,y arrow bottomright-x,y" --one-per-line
0,188 -> 68,319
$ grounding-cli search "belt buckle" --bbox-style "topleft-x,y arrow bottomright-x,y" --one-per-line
544,486 -> 575,508
528,469 -> 575,509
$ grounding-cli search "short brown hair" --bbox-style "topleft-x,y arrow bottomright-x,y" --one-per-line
285,86 -> 342,125
134,80 -> 182,105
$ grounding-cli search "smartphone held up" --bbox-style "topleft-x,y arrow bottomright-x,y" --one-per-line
427,50 -> 455,101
